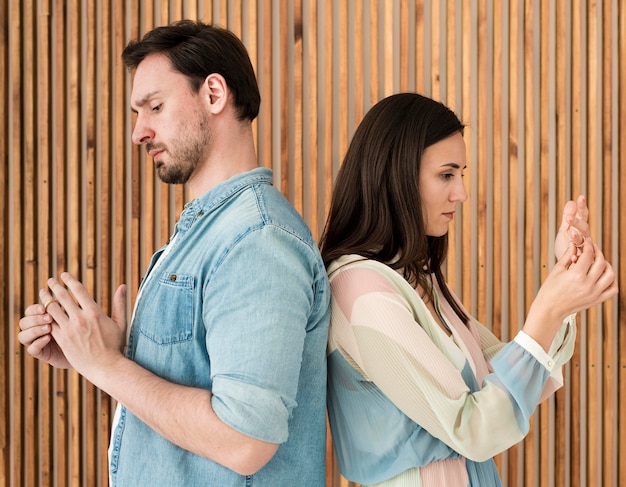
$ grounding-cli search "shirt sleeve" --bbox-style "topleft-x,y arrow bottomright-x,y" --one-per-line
513,315 -> 576,398
205,224 -> 320,444
329,264 -> 575,462
473,314 -> 576,397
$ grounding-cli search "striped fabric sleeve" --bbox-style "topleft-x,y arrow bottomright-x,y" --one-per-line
329,262 -> 572,462
474,314 -> 576,396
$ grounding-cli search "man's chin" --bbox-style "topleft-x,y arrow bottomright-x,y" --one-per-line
156,169 -> 190,185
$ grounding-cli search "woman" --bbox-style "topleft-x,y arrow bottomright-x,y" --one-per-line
319,93 -> 617,486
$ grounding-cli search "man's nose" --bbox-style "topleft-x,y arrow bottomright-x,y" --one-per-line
131,115 -> 154,145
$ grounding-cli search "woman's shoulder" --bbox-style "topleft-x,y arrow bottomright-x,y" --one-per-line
327,254 -> 399,278
327,255 -> 420,307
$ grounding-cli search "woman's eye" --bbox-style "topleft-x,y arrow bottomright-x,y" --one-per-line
152,104 -> 162,112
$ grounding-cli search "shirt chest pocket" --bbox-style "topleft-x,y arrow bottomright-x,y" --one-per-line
138,272 -> 195,345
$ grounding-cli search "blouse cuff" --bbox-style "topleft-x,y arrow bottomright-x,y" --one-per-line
514,331 -> 556,372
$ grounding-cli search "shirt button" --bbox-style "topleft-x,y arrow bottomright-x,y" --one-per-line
547,360 -> 554,367
169,274 -> 177,281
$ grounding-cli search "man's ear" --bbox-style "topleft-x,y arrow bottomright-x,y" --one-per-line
203,73 -> 229,114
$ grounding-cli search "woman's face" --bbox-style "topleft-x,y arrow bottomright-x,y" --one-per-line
418,132 -> 468,237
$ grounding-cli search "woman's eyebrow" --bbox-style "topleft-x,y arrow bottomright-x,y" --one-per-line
440,162 -> 466,169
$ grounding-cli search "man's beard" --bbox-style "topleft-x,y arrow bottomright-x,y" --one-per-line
156,152 -> 201,184
152,115 -> 211,185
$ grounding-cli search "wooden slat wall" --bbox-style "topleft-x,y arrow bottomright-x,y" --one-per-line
1,1 -> 624,486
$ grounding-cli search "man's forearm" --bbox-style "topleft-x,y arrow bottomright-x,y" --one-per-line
96,355 -> 279,475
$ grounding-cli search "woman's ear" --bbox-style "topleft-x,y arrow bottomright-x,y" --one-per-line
202,73 -> 229,114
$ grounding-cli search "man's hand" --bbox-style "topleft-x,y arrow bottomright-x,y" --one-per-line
18,303 -> 71,369
39,272 -> 128,382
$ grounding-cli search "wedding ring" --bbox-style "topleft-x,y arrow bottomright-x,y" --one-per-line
43,297 -> 57,311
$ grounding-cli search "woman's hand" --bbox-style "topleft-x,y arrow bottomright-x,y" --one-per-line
555,195 -> 590,263
524,236 -> 618,351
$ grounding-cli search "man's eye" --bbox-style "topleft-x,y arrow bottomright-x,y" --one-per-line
152,104 -> 162,112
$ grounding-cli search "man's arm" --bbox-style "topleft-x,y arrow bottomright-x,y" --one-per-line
41,273 -> 278,476
98,355 -> 278,475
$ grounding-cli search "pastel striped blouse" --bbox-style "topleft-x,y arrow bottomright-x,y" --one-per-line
326,255 -> 576,487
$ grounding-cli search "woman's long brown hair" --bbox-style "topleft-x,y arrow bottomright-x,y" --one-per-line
319,93 -> 469,324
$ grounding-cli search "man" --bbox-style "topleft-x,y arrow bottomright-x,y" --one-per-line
18,20 -> 330,486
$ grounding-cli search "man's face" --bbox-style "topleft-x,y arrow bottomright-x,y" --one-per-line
130,53 -> 211,184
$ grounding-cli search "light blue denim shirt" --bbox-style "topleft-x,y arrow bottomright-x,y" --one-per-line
109,168 -> 331,486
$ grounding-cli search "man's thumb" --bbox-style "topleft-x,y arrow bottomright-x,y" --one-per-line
111,284 -> 128,333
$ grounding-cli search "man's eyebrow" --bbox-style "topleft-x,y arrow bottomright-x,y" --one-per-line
130,91 -> 161,113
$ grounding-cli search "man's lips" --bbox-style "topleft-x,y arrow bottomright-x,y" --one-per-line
148,148 -> 164,158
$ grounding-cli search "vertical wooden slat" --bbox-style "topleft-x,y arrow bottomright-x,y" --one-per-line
570,1 -> 584,486
258,0 -> 272,174
491,0 -> 503,364
321,1 -> 333,214
21,0 -> 37,486
368,1 -> 378,104
520,0 -> 535,481
139,0 -> 156,280
459,0 -> 473,312
619,1 -> 626,484
279,0 -> 290,199
554,0 -> 570,484
0,0 -> 9,484
507,0 -> 523,484
84,2 -> 99,484
36,0 -> 53,484
51,3 -> 67,484
585,0 -> 601,485
381,0 -> 393,97
496,0 -> 511,481
7,3 -> 19,487
430,0 -> 441,101
67,3 -> 81,487
293,0 -> 304,217
97,3 -> 114,485
336,1 -> 349,174
244,1 -> 259,192
304,0 -> 321,237
601,3 -> 617,485
537,0 -> 552,480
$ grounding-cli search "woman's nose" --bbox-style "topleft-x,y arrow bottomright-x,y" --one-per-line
452,178 -> 468,203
